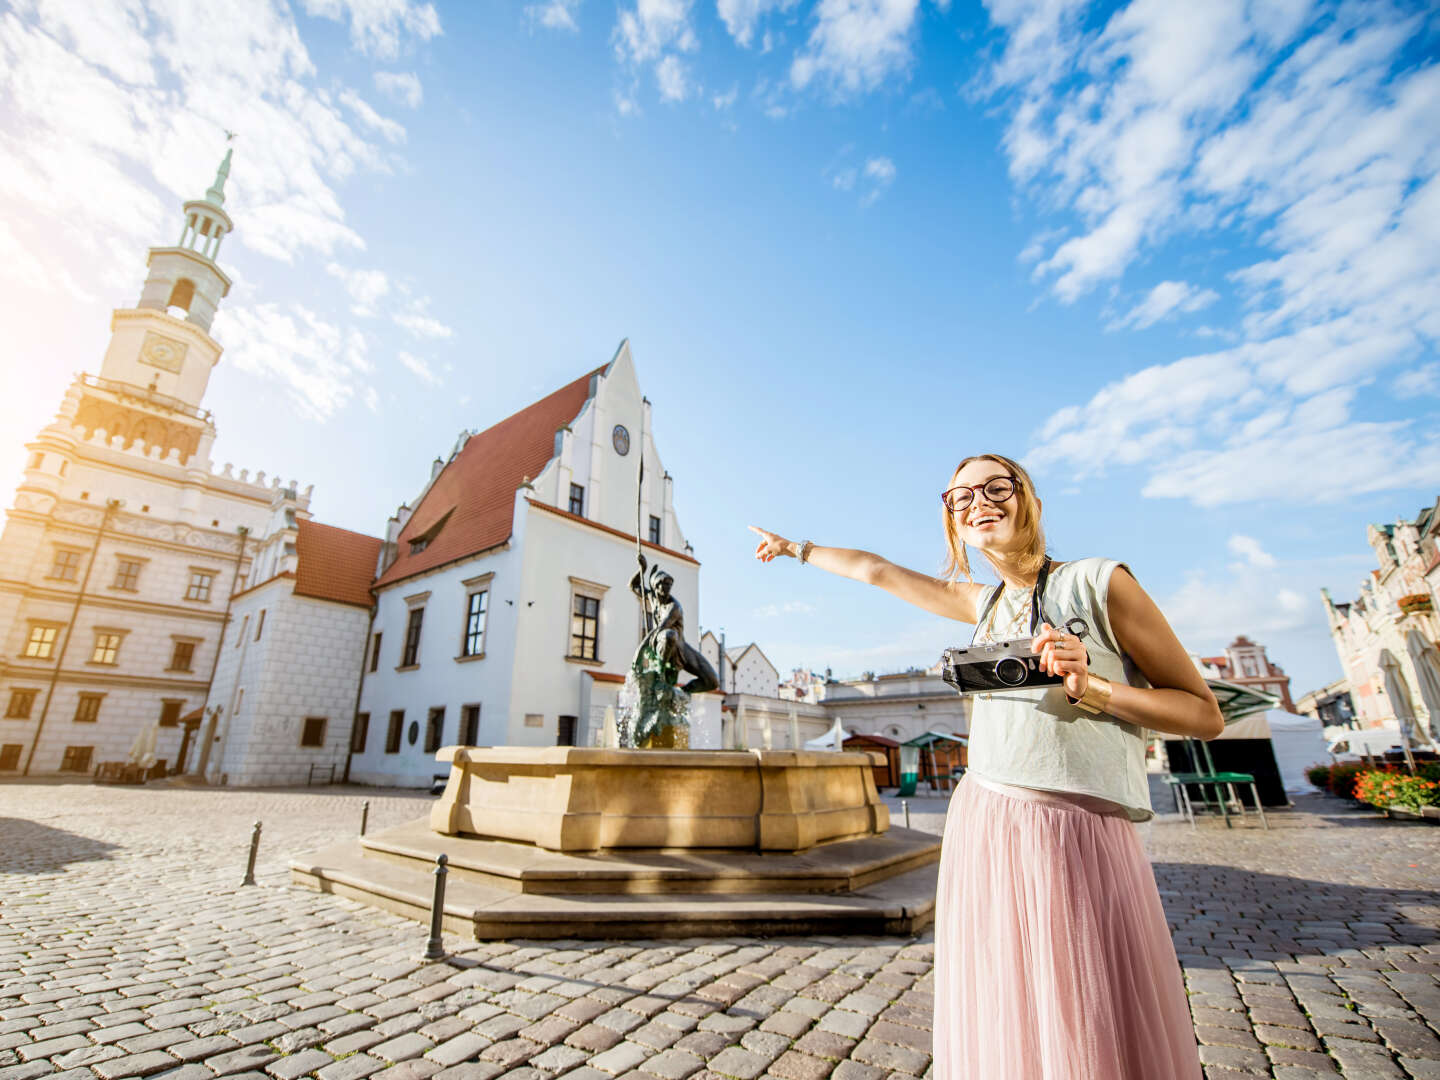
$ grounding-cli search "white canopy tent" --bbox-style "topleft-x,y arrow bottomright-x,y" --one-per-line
1215,709 -> 1329,796
805,717 -> 848,751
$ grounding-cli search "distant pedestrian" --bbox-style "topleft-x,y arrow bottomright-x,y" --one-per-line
750,452 -> 1219,1079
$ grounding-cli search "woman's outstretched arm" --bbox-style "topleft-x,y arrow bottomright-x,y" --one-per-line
748,526 -> 985,624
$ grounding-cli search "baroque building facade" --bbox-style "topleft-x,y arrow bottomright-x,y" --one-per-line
1196,636 -> 1296,713
1322,498 -> 1440,744
0,153 -> 293,777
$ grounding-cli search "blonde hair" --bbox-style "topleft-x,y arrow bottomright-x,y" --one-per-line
940,453 -> 1047,582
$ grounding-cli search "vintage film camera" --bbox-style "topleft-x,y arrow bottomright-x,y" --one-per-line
940,637 -> 1063,694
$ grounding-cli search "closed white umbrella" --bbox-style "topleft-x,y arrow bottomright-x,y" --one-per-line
128,721 -> 159,769
1378,649 -> 1421,766
1405,629 -> 1440,745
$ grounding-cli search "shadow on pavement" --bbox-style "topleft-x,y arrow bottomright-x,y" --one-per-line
1154,862 -> 1439,960
0,817 -> 121,874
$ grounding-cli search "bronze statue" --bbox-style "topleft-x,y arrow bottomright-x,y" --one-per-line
629,553 -> 718,747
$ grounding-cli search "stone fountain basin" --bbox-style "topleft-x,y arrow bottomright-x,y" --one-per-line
429,746 -> 890,853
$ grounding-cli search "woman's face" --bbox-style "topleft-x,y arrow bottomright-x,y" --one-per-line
949,458 -> 1022,553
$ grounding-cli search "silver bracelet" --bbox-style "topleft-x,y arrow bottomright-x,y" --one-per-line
797,540 -> 813,564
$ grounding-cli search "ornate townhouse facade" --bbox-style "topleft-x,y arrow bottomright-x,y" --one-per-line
1322,498 -> 1440,744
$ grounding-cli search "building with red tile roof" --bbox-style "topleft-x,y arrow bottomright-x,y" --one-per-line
349,340 -> 718,787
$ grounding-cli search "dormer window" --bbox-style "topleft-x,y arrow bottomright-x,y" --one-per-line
408,508 -> 453,556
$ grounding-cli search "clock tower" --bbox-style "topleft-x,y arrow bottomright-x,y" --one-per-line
77,149 -> 235,465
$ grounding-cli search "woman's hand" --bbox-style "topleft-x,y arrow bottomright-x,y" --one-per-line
1032,622 -> 1089,700
749,525 -> 795,563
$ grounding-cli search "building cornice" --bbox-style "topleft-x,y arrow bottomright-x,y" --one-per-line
5,505 -> 253,561
0,661 -> 211,693
526,498 -> 700,566
373,542 -> 511,594
0,580 -> 230,624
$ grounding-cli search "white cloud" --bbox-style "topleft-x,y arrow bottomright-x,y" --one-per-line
831,167 -> 857,192
212,304 -> 362,420
398,350 -> 441,386
393,308 -> 454,340
362,385 -> 381,413
1159,568 -> 1317,652
717,0 -> 796,49
655,54 -> 690,101
338,89 -> 406,144
791,0 -> 921,95
326,263 -> 391,317
1227,534 -> 1275,570
1107,280 -> 1219,331
988,3 -> 1440,508
753,600 -> 817,617
300,0 -> 441,59
712,85 -> 738,110
1393,362 -> 1439,399
374,70 -> 423,107
526,0 -> 582,32
860,155 -> 896,205
613,0 -> 696,110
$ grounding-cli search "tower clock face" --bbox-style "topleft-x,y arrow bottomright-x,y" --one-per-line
612,424 -> 630,456
139,331 -> 188,374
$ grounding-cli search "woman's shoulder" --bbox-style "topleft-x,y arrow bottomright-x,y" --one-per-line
1052,556 -> 1126,581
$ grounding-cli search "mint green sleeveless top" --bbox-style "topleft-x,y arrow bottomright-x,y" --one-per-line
967,557 -> 1153,822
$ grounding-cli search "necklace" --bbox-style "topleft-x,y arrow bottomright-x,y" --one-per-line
982,583 -> 1034,644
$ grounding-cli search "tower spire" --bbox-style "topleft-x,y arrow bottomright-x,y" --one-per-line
204,148 -> 232,207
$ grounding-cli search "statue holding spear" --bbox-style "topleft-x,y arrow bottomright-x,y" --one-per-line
627,404 -> 718,748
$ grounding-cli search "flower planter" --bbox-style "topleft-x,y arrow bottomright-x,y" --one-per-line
1383,804 -> 1440,823
1397,593 -> 1433,615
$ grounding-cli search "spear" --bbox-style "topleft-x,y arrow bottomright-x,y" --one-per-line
635,402 -> 652,637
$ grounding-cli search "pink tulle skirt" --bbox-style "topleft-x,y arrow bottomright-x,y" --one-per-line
934,774 -> 1201,1080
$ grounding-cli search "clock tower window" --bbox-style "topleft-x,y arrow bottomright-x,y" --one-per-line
166,279 -> 196,317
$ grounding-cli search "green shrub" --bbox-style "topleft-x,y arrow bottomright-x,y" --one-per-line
1326,763 -> 1367,800
1305,764 -> 1331,789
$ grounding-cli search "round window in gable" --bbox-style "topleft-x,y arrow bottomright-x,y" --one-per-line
407,721 -> 419,746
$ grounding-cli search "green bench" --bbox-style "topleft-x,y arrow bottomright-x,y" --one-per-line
1164,770 -> 1268,830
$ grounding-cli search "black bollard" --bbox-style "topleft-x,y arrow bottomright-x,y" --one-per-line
360,800 -> 370,836
423,853 -> 449,961
902,800 -> 911,830
242,821 -> 262,886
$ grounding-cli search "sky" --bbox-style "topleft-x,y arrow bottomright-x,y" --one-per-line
1,0 -> 1438,701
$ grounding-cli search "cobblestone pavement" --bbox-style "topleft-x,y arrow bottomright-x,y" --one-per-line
2,781 -> 1437,1080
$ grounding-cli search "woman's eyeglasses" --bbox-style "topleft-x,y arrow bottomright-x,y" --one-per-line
941,475 -> 1018,513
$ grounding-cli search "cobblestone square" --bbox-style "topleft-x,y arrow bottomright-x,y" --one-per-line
2,782 -> 1437,1080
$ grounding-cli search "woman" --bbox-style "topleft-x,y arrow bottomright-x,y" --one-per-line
749,453 -> 1218,1080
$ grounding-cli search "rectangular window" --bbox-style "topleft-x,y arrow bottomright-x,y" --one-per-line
569,483 -> 585,516
254,609 -> 266,640
571,594 -> 599,660
169,641 -> 195,672
385,710 -> 404,753
369,632 -> 383,672
60,746 -> 93,772
649,515 -> 661,545
6,690 -> 37,719
424,707 -> 444,753
463,591 -> 488,657
50,549 -> 82,581
73,694 -> 103,724
352,713 -> 369,753
113,559 -> 142,591
461,704 -> 480,746
557,715 -> 577,747
301,717 -> 327,747
159,700 -> 182,727
185,570 -> 214,602
0,744 -> 21,770
90,632 -> 122,665
25,625 -> 59,659
402,608 -> 424,667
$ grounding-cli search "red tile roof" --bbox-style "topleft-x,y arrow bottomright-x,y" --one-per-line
294,519 -> 384,608
376,366 -> 605,588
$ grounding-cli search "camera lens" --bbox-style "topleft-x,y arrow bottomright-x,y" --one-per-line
994,657 -> 1028,686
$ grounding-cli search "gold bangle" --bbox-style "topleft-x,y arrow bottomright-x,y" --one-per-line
1070,674 -> 1113,715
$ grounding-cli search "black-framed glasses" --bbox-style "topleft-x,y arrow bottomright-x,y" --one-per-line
941,475 -> 1018,513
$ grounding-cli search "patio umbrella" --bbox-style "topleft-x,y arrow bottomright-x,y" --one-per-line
1405,629 -> 1440,745
1378,648 -> 1420,767
128,721 -> 160,769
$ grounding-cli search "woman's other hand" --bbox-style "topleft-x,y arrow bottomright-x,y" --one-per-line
1032,622 -> 1089,699
748,525 -> 794,563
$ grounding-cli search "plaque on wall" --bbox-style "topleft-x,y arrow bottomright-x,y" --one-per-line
140,331 -> 188,374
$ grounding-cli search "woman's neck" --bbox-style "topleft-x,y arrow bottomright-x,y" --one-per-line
987,550 -> 1040,591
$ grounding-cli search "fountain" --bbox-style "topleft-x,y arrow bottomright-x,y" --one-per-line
290,470 -> 940,938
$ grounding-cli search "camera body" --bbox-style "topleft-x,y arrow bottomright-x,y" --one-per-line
941,636 -> 1063,695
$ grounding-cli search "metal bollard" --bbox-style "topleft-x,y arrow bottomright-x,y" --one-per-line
902,800 -> 910,829
423,853 -> 449,961
360,800 -> 370,836
242,821 -> 262,886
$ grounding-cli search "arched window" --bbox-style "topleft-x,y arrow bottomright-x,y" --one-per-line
167,278 -> 196,316
27,451 -> 43,470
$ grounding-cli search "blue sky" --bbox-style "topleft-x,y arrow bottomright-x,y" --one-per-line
2,0 -> 1437,699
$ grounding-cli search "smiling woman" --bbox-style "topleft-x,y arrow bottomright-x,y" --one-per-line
749,450 -> 1222,1080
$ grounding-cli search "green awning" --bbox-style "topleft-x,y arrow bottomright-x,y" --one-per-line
901,730 -> 969,748
1206,678 -> 1280,725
